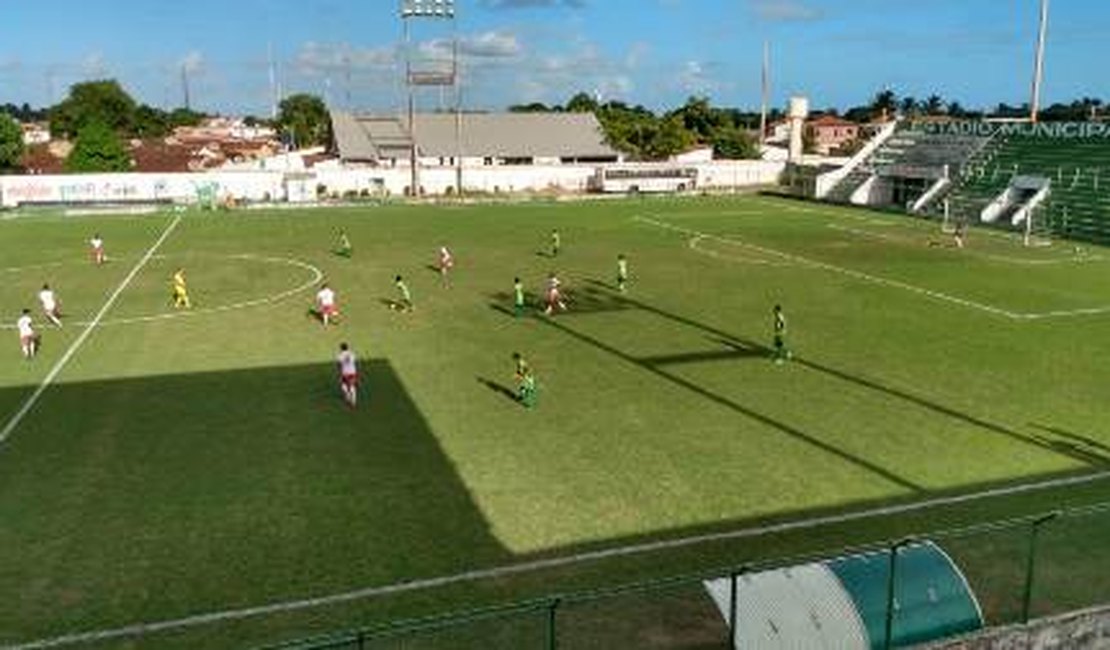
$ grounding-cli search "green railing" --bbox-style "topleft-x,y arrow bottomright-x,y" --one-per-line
257,501 -> 1110,650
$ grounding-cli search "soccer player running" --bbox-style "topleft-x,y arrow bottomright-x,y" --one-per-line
38,283 -> 62,327
171,268 -> 192,309
512,352 -> 537,408
90,233 -> 105,265
394,275 -> 414,312
315,282 -> 339,326
513,277 -> 526,317
17,309 -> 37,359
617,254 -> 629,293
772,304 -> 791,364
438,246 -> 454,284
336,342 -> 359,408
953,221 -> 966,249
550,229 -> 561,257
336,230 -> 353,258
543,272 -> 567,316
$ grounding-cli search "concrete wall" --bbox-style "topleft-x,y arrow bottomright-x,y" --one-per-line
918,605 -> 1110,650
0,160 -> 786,207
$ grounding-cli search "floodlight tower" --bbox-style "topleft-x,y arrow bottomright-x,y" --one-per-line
1029,0 -> 1050,124
400,0 -> 459,196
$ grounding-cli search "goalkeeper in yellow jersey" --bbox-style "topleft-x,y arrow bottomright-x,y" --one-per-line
172,268 -> 191,309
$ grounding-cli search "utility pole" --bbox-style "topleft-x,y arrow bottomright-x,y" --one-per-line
1030,0 -> 1049,123
181,64 -> 191,110
268,43 -> 278,120
759,40 -> 770,147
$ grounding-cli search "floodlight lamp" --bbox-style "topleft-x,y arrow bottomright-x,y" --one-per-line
401,0 -> 455,18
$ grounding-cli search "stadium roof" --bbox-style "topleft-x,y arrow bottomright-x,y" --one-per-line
331,111 -> 619,162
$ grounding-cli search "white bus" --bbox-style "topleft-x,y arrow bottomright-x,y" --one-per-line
592,165 -> 699,194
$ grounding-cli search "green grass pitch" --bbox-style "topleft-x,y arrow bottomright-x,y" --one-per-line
2,195 -> 1110,648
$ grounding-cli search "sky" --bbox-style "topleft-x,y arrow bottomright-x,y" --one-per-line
0,0 -> 1107,116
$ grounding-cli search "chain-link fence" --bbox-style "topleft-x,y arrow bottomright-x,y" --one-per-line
260,502 -> 1110,650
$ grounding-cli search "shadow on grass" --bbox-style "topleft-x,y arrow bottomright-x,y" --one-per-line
0,360 -> 509,645
581,278 -> 1106,470
477,377 -> 518,404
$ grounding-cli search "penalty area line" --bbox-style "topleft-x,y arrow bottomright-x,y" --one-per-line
0,214 -> 183,447
8,468 -> 1110,650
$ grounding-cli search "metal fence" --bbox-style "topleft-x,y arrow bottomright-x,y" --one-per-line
258,502 -> 1110,650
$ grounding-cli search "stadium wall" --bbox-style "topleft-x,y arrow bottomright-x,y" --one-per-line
0,161 -> 784,207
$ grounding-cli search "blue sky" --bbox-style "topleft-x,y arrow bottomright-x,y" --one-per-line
0,0 -> 1106,115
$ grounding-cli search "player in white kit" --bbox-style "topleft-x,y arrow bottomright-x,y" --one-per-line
315,283 -> 338,326
17,309 -> 37,358
38,284 -> 62,327
90,234 -> 105,265
336,342 -> 358,407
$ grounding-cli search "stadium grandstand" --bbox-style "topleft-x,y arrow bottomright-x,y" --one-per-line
813,120 -> 1110,245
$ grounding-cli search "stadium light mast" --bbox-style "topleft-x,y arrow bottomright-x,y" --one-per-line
759,40 -> 770,147
400,0 -> 458,197
1029,0 -> 1050,124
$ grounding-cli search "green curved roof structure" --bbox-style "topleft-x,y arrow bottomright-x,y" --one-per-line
704,540 -> 983,648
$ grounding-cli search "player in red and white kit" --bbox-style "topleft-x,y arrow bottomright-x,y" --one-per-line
438,246 -> 454,283
315,283 -> 338,326
38,283 -> 62,327
17,309 -> 37,359
543,272 -> 567,316
336,342 -> 358,407
90,234 -> 105,265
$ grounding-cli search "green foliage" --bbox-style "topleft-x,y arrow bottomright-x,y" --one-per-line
565,92 -> 598,113
50,80 -> 138,139
711,125 -> 758,159
278,93 -> 331,148
65,121 -> 132,172
0,112 -> 25,171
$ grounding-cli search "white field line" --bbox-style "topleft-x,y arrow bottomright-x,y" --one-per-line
1,261 -> 65,274
687,236 -> 795,267
84,255 -> 323,327
7,469 -> 1110,650
0,255 -> 322,330
635,216 -> 1023,320
826,224 -> 1106,266
0,214 -> 183,447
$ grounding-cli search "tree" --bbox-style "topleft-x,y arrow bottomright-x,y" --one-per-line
0,113 -> 25,171
644,116 -> 694,160
134,104 -> 171,139
509,102 -> 555,113
65,121 -> 131,172
565,92 -> 598,113
870,89 -> 898,121
50,80 -> 138,139
711,126 -> 758,159
924,94 -> 945,116
277,93 -> 331,148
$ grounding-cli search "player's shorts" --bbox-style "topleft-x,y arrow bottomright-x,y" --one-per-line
20,334 -> 34,346
341,373 -> 358,387
321,304 -> 338,316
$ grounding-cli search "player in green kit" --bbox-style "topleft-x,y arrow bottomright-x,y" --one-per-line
335,230 -> 353,258
394,275 -> 414,312
617,254 -> 629,293
772,304 -> 791,364
513,352 -> 537,407
513,277 -> 525,317
551,229 -> 561,257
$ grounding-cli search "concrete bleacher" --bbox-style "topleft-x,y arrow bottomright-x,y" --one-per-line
946,135 -> 1110,242
824,127 -> 989,204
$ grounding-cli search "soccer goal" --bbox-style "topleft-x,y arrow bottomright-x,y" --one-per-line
1022,202 -> 1054,248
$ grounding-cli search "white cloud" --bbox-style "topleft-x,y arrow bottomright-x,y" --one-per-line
294,42 -> 397,75
180,50 -> 204,75
81,51 -> 108,78
421,31 -> 522,60
751,0 -> 821,22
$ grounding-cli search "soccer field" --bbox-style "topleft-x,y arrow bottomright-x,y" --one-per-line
2,195 -> 1110,648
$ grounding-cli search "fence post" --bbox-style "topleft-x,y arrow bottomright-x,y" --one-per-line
884,538 -> 914,650
545,597 -> 560,650
1022,512 -> 1059,624
727,565 -> 749,649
